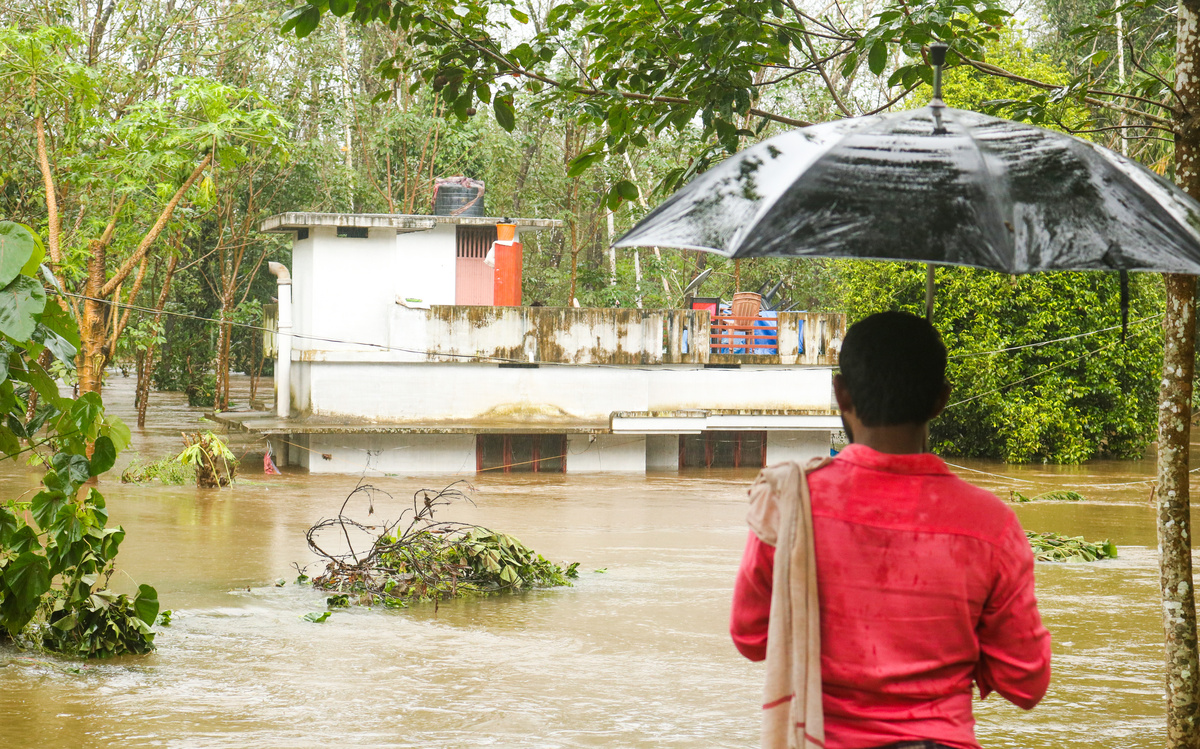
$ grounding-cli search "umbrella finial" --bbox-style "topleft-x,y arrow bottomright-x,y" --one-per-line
929,42 -> 949,105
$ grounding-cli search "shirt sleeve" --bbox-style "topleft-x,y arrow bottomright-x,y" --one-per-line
974,516 -> 1052,709
731,531 -> 775,662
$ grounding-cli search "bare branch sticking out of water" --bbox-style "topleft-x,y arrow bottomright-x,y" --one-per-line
298,481 -> 579,608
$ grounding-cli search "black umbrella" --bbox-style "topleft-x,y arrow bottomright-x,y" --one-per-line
614,46 -> 1200,322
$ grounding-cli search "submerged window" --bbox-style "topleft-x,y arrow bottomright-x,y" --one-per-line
477,434 -> 567,473
678,431 -> 766,469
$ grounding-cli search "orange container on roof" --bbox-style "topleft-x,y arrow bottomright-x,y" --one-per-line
493,223 -> 523,306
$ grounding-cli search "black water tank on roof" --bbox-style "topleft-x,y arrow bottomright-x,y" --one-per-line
433,178 -> 486,217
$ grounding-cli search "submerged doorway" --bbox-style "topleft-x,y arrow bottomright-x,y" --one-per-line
477,434 -> 568,473
678,431 -> 767,469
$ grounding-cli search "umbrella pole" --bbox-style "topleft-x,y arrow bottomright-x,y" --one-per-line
924,264 -> 935,320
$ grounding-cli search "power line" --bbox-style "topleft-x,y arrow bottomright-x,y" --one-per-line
947,313 -> 1160,359
946,338 -> 1121,409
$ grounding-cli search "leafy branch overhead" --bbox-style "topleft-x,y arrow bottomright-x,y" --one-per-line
280,0 -> 1180,197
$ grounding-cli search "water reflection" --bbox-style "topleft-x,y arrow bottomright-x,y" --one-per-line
0,377 -> 1185,746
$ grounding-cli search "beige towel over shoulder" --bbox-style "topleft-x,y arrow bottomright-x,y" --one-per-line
746,458 -> 831,749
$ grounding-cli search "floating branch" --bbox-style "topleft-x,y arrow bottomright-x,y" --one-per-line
300,481 -> 578,607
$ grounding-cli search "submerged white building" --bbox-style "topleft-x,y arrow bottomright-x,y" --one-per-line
216,212 -> 846,475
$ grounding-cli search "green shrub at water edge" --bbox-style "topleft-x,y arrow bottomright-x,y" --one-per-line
0,222 -> 158,658
122,456 -> 197,485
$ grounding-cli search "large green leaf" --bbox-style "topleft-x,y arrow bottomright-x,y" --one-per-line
31,489 -> 67,530
493,96 -> 515,132
90,436 -> 116,476
0,223 -> 36,289
53,452 -> 92,487
3,552 -> 51,615
0,275 -> 46,342
133,583 -> 159,625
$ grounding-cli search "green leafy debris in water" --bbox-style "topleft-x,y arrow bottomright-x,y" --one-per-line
121,456 -> 196,485
1011,490 -> 1086,503
299,482 -> 579,607
1027,530 -> 1118,562
302,611 -> 331,623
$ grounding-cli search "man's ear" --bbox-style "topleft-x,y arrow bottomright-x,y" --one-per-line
928,380 -> 952,420
833,374 -> 854,414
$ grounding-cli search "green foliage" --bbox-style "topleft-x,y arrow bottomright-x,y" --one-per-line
178,432 -> 237,487
121,456 -> 196,486
1011,489 -> 1086,502
0,224 -> 156,658
306,483 -> 578,606
836,261 -> 1163,463
911,28 -> 1092,133
1026,530 -> 1119,562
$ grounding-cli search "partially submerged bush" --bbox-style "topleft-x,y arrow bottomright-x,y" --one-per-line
179,432 -> 236,487
303,482 -> 578,607
1027,531 -> 1118,562
121,456 -> 196,485
1,402 -> 158,658
1011,490 -> 1085,503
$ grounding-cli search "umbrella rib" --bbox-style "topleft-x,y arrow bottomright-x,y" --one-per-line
945,108 -> 1017,273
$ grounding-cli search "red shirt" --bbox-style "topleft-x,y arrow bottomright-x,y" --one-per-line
731,444 -> 1051,749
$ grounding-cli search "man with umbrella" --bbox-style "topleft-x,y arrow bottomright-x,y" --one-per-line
730,310 -> 1050,749
615,44 -> 1200,747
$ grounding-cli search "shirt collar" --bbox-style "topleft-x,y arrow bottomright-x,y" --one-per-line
835,443 -> 953,476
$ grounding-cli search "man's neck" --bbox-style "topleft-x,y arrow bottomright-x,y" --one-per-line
849,423 -> 929,455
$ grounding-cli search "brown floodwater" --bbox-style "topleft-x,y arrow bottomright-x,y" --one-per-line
0,375 -> 1187,747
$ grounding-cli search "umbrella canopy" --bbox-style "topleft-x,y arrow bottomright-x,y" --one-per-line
613,105 -> 1200,275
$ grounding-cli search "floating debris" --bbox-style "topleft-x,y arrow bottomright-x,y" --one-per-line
1010,490 -> 1086,503
1026,531 -> 1118,562
300,481 -> 578,607
121,456 -> 195,485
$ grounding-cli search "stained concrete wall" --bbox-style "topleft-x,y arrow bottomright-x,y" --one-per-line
302,433 -> 477,475
308,227 -> 397,350
646,434 -> 679,471
765,430 -> 832,466
300,363 -> 831,424
396,224 -> 456,305
386,305 -> 707,365
306,363 -> 648,422
566,434 -> 646,472
645,368 -> 831,411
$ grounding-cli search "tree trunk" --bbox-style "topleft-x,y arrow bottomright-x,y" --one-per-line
213,310 -> 231,411
1157,274 -> 1199,746
77,241 -> 108,395
136,255 -> 177,428
1162,3 -> 1200,742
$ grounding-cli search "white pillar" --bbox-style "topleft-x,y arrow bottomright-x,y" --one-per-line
268,262 -> 292,419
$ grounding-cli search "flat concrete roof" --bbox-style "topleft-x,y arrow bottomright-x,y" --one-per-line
212,410 -> 609,436
260,212 -> 562,234
213,408 -> 840,437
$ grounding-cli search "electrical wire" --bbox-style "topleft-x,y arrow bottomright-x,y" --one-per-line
947,313 -> 1160,359
945,338 -> 1121,409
